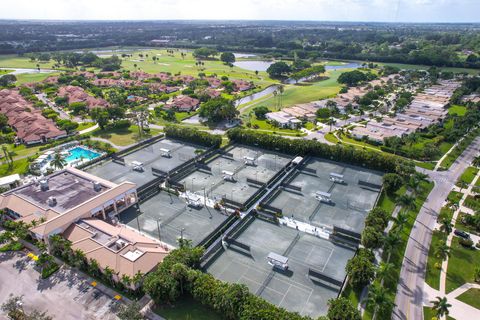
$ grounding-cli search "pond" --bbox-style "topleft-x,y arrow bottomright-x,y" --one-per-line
234,85 -> 279,107
233,60 -> 273,72
233,53 -> 257,58
324,62 -> 362,70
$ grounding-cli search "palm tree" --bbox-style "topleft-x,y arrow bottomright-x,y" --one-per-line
376,262 -> 394,283
391,212 -> 408,231
383,232 -> 401,262
103,266 -> 115,286
327,117 -> 337,132
121,274 -> 132,291
439,218 -> 453,235
434,242 -> 451,261
472,155 -> 480,168
366,284 -> 395,320
88,259 -> 101,277
430,296 -> 451,319
396,194 -> 416,213
133,63 -> 137,70
277,85 -> 284,110
51,151 -> 66,170
72,249 -> 87,270
132,271 -> 144,293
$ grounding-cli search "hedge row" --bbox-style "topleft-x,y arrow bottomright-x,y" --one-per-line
164,125 -> 222,148
227,128 -> 413,174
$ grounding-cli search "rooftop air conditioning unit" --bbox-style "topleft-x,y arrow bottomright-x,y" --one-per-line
39,179 -> 49,191
47,196 -> 57,207
116,239 -> 127,249
93,181 -> 101,192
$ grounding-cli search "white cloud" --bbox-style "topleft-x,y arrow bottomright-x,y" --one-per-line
0,0 -> 478,22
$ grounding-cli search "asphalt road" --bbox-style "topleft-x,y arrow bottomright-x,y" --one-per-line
393,137 -> 480,320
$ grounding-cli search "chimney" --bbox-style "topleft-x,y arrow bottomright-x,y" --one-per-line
47,196 -> 57,207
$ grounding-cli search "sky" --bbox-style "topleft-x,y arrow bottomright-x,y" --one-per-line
0,0 -> 479,23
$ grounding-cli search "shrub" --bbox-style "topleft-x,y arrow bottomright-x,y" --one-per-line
459,238 -> 474,247
164,125 -> 221,148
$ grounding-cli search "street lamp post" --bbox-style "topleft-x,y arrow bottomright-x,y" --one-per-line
180,228 -> 185,241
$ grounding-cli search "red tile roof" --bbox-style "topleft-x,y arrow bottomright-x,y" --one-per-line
57,86 -> 109,109
0,89 -> 66,144
165,95 -> 200,112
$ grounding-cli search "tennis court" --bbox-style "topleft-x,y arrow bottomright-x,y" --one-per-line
267,157 -> 383,234
85,138 -> 205,187
119,191 -> 228,247
205,218 -> 355,318
177,145 -> 292,205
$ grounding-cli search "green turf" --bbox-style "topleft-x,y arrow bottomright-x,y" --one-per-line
454,212 -> 480,237
425,230 -> 448,290
447,191 -> 464,206
456,166 -> 479,187
423,307 -> 455,320
91,125 -> 162,146
154,295 -> 222,320
0,158 -> 30,176
457,288 -> 480,310
448,105 -> 468,116
380,61 -> 480,75
446,237 -> 480,293
16,72 -> 60,84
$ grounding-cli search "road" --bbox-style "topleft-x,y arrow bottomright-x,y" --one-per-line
393,137 -> 480,320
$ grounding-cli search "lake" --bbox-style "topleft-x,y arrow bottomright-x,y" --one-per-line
233,60 -> 273,72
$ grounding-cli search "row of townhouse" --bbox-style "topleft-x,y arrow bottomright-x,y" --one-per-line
0,89 -> 67,144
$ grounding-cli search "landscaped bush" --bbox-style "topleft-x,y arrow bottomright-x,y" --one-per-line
227,128 -> 413,175
459,238 -> 474,247
41,262 -> 60,279
0,241 -> 23,252
165,125 -> 222,148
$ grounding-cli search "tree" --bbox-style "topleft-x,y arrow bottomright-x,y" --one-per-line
346,249 -> 375,289
117,301 -> 143,320
383,232 -> 401,262
0,74 -> 17,87
199,98 -> 238,123
253,105 -> 269,120
220,52 -> 235,64
366,284 -> 395,320
337,70 -> 368,86
57,119 -> 79,134
327,117 -> 336,132
193,47 -> 218,59
90,107 -> 110,130
439,217 -> 453,235
430,296 -> 451,319
316,108 -> 331,119
51,151 -> 66,170
473,266 -> 480,282
170,262 -> 189,294
266,62 -> 291,78
376,262 -> 394,283
396,194 -> 416,213
382,173 -> 403,194
327,297 -> 361,320
434,242 -> 450,261
361,226 -> 384,249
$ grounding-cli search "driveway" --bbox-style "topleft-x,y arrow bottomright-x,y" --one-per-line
0,251 -> 119,320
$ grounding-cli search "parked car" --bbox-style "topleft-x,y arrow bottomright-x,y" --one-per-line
454,229 -> 470,239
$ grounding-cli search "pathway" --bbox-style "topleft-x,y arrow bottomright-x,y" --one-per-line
423,282 -> 480,320
393,136 -> 480,320
79,123 -> 98,135
434,140 -> 460,171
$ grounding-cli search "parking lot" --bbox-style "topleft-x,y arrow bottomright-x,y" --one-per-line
205,218 -> 356,318
119,191 -> 229,247
0,252 -> 119,320
266,157 -> 383,234
177,145 -> 292,205
85,138 -> 205,187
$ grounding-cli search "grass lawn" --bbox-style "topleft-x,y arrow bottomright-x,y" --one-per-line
446,237 -> 480,293
447,191 -> 464,206
242,117 -> 304,136
252,69 -> 344,110
324,132 -> 340,144
15,72 -> 60,84
379,61 -> 480,75
448,105 -> 468,116
5,144 -> 43,160
91,125 -> 162,146
423,307 -> 456,320
440,128 -> 480,169
457,288 -> 480,310
154,295 -> 222,320
463,195 -> 480,211
415,161 -> 437,170
425,230 -> 448,290
0,158 -> 30,176
455,212 -> 480,236
0,69 -> 11,75
77,122 -> 95,131
456,166 -> 479,187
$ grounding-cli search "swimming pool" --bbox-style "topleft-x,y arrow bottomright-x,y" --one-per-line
64,146 -> 102,164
